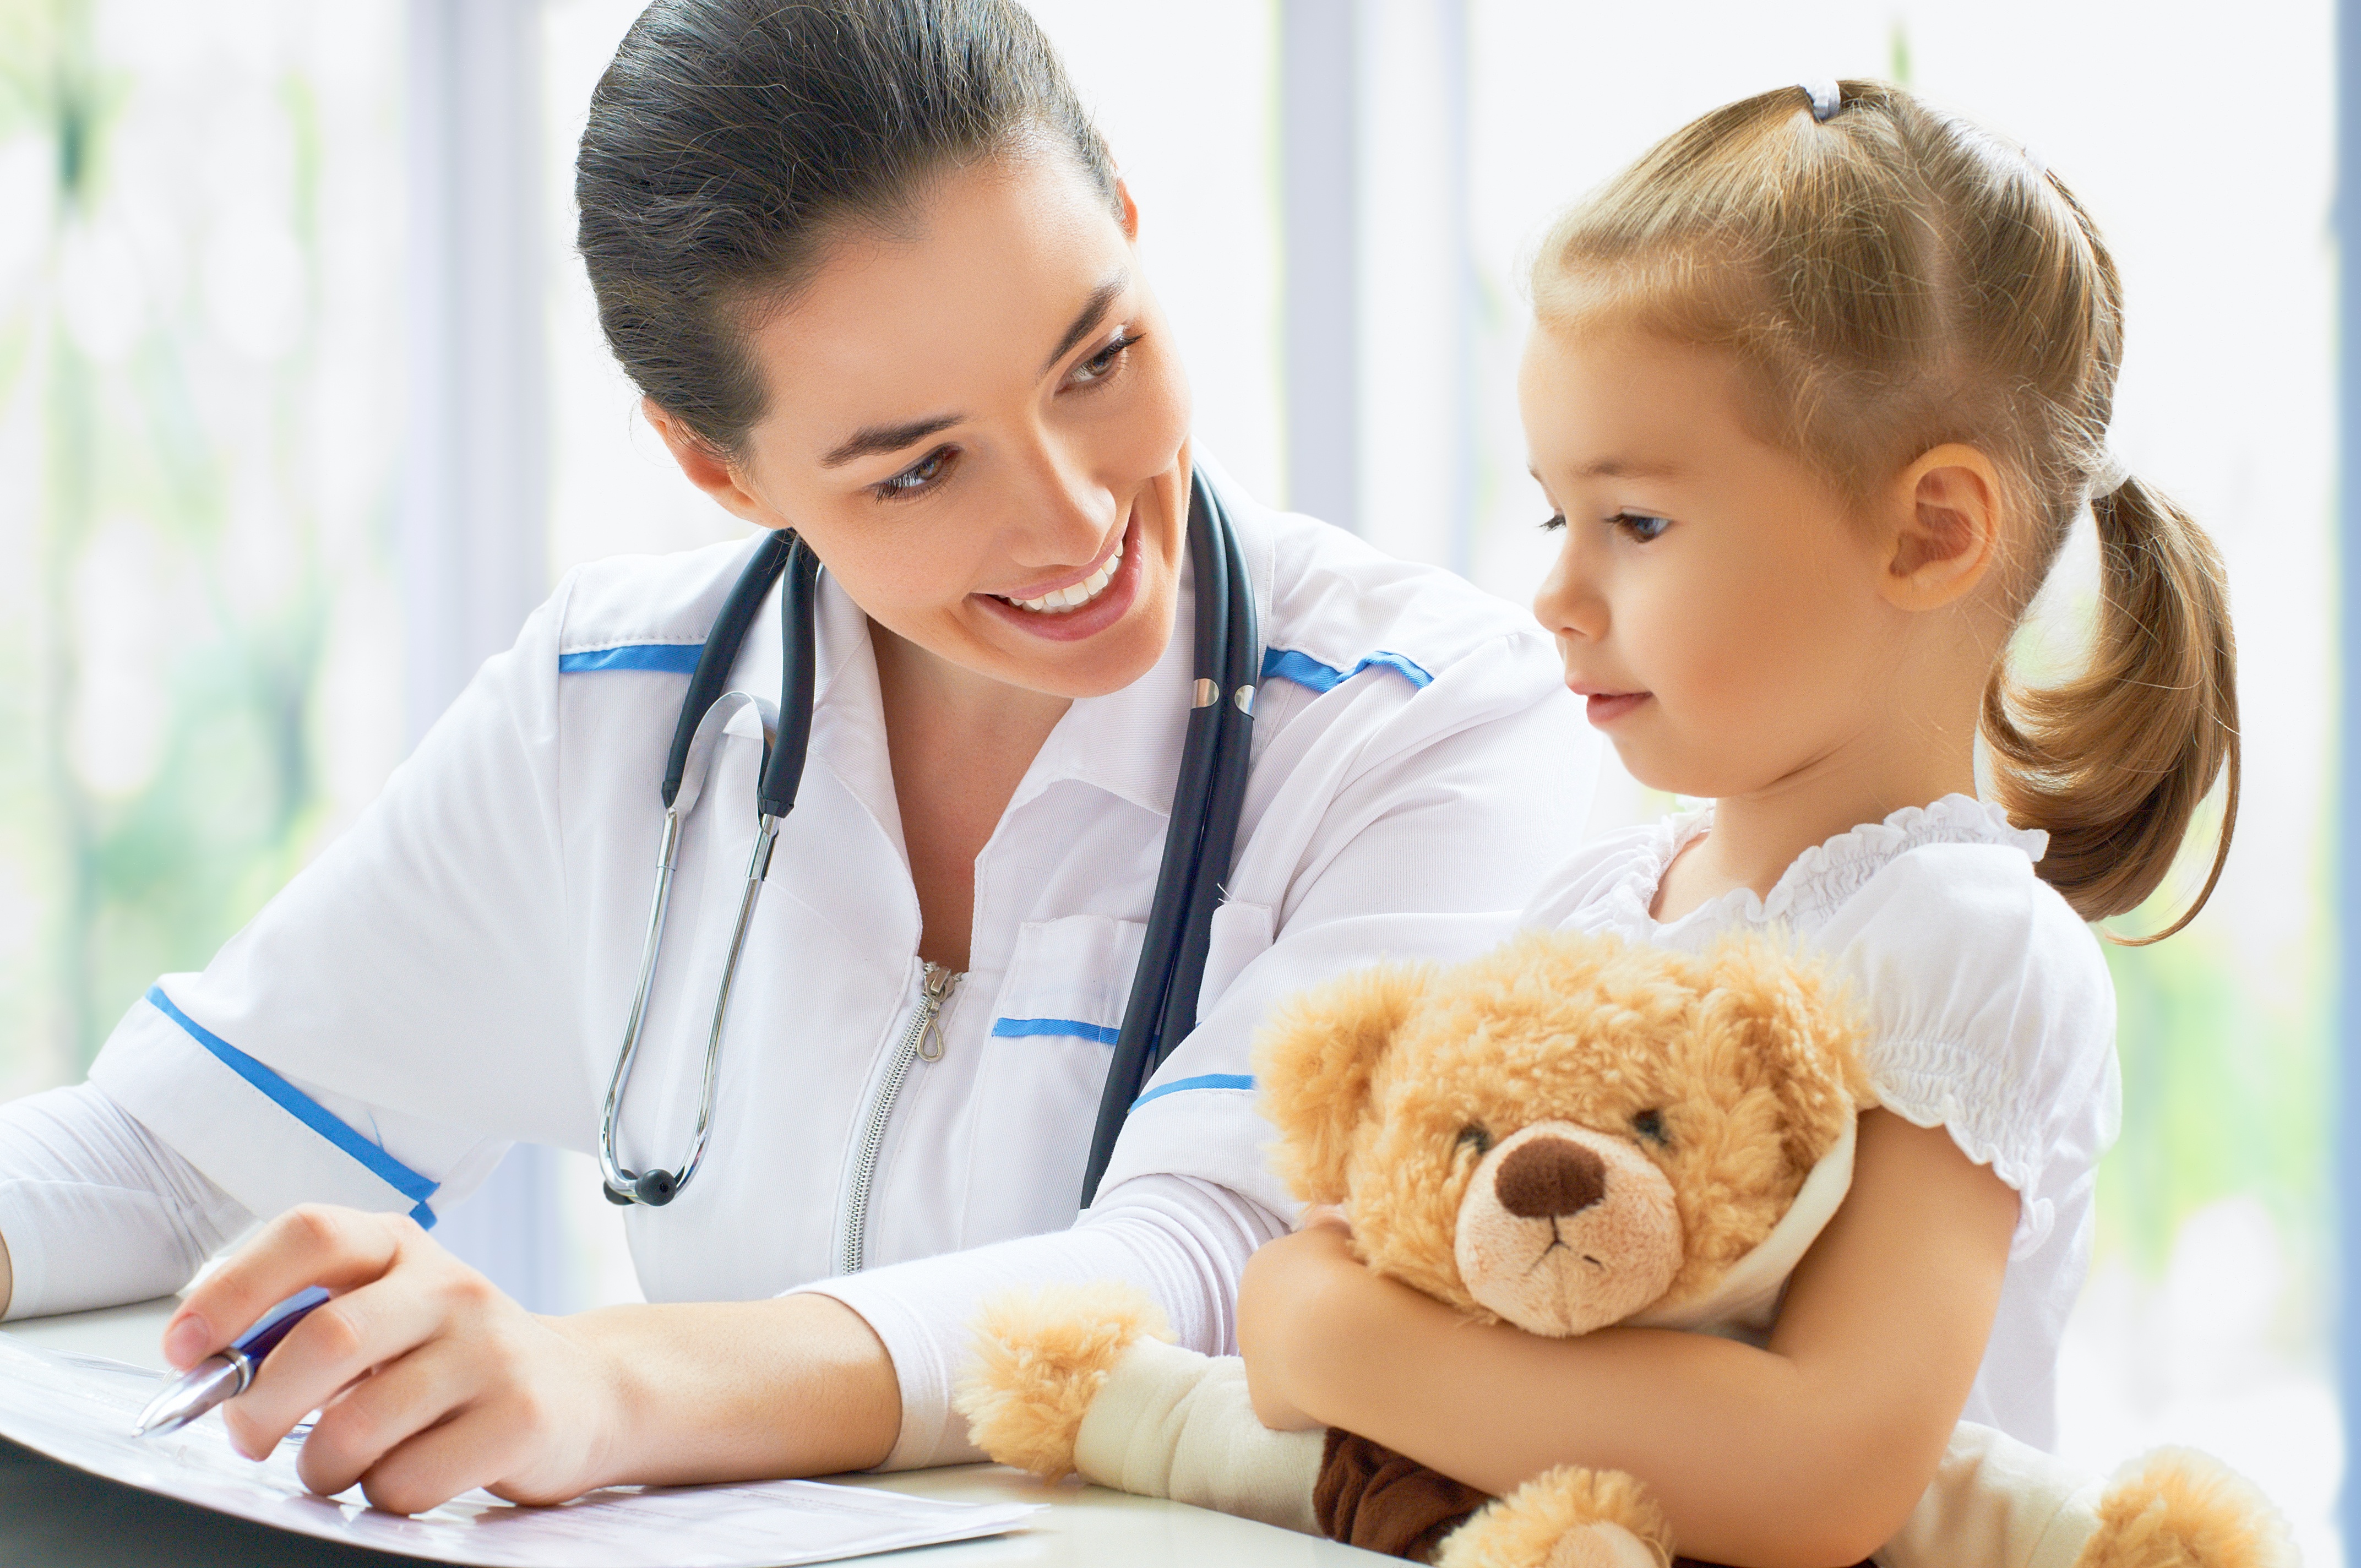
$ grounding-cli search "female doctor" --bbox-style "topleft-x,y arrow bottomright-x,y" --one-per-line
0,0 -> 1589,1514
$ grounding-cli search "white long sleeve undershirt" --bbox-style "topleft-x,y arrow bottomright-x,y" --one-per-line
799,1173 -> 1290,1469
0,1082 -> 1285,1474
0,1083 -> 252,1321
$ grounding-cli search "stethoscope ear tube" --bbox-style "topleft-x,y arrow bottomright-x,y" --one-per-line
662,530 -> 795,810
759,538 -> 822,820
1079,471 -> 1259,1207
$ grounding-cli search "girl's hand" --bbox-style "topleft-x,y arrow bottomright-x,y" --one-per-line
166,1205 -> 620,1515
1236,1212 -> 1367,1431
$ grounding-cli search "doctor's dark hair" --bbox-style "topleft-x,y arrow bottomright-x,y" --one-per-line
575,0 -> 1119,458
1532,80 -> 2239,942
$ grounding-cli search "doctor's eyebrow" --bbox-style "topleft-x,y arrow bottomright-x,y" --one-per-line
1039,273 -> 1131,377
822,413 -> 965,468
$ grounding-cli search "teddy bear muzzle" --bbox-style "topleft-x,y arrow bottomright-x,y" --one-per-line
1451,1121 -> 1682,1337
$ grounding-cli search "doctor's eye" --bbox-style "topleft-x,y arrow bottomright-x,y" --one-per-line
1456,1123 -> 1495,1157
1538,513 -> 1566,532
1609,510 -> 1671,543
1631,1109 -> 1668,1146
875,445 -> 958,501
1067,329 -> 1144,388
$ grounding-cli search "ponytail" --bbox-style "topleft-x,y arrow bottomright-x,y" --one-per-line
1980,476 -> 2240,942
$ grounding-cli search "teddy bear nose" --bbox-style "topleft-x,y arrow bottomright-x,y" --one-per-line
1494,1136 -> 1608,1218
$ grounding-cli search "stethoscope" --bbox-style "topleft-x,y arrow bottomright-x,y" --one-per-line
598,467 -> 1260,1211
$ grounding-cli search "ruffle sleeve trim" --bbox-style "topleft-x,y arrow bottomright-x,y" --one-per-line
1868,1033 -> 2055,1259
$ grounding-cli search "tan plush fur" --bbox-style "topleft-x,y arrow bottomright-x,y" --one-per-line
2075,1449 -> 2297,1568
1254,928 -> 1869,1322
1435,1464 -> 1673,1568
953,1281 -> 1174,1481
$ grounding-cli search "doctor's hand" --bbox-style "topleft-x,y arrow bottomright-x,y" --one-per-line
165,1204 -> 622,1513
166,1202 -> 904,1513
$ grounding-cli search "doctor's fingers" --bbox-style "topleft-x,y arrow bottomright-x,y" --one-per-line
219,1256 -> 505,1459
165,1204 -> 425,1371
302,1335 -> 610,1515
289,1337 -> 517,1509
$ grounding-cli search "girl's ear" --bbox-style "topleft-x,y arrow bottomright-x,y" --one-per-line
1880,442 -> 2004,612
1253,963 -> 1428,1205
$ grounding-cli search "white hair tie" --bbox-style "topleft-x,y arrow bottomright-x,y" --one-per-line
1798,78 -> 1842,123
2087,448 -> 2131,499
2021,143 -> 2049,181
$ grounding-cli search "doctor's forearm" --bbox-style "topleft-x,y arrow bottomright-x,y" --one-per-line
562,1293 -> 901,1484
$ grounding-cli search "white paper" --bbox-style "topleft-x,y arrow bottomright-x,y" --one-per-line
0,1337 -> 1038,1566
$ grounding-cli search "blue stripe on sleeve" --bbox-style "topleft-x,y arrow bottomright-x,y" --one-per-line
557,643 -> 703,675
991,1017 -> 1122,1046
144,986 -> 442,1220
1131,1072 -> 1256,1109
1260,647 -> 1434,694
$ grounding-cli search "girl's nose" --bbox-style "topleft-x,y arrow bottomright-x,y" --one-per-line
1531,533 -> 1607,643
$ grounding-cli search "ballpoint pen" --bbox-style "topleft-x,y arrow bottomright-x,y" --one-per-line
133,1286 -> 333,1438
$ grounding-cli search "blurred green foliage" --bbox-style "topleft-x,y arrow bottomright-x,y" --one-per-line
2100,905 -> 2326,1278
0,0 -> 346,1084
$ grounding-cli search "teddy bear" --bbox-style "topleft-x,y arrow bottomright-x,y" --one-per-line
955,928 -> 2292,1568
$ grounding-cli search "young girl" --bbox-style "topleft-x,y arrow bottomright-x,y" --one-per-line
1237,79 -> 2238,1566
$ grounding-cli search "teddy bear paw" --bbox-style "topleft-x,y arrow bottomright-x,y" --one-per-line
953,1281 -> 1173,1482
1542,1521 -> 1662,1568
2074,1447 -> 2296,1568
1434,1464 -> 1670,1568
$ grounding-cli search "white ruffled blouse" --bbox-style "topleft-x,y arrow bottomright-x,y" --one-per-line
1521,794 -> 2119,1450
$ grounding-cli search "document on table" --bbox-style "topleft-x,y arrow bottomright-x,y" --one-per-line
0,1336 -> 1038,1566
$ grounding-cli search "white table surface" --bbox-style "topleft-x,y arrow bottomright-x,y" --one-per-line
0,1298 -> 1383,1567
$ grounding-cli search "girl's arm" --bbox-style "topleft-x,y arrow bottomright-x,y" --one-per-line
1236,1109 -> 2017,1568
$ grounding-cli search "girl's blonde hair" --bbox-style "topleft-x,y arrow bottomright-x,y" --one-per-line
1533,80 -> 2238,941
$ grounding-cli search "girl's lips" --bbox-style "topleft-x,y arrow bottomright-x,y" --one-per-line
1582,691 -> 1650,725
973,510 -> 1145,644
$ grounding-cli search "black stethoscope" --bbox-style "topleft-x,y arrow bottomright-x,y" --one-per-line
598,467 -> 1260,1210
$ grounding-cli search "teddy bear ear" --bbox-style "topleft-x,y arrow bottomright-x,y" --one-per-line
1699,936 -> 1871,1175
1252,962 -> 1429,1205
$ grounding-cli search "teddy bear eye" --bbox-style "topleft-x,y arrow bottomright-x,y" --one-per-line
1631,1109 -> 1668,1146
1456,1123 -> 1494,1157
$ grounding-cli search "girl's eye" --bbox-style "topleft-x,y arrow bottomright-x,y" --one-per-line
1068,330 -> 1143,387
875,446 -> 956,501
1611,511 -> 1671,543
1539,513 -> 1566,532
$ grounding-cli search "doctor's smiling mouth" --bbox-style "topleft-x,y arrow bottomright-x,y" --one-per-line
975,507 -> 1144,643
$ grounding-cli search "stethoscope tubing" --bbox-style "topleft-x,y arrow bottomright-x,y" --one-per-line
604,470 -> 1256,1215
1079,475 -> 1259,1205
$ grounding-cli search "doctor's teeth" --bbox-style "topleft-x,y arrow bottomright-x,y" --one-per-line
1007,539 -> 1122,614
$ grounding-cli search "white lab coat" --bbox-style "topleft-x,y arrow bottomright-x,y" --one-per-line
77,473 -> 1594,1314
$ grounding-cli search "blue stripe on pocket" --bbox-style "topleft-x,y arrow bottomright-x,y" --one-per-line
145,986 -> 442,1223
1260,647 -> 1434,694
991,1017 -> 1122,1046
1131,1072 -> 1255,1109
558,643 -> 703,675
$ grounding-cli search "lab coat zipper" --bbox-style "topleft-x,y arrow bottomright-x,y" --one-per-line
837,961 -> 960,1276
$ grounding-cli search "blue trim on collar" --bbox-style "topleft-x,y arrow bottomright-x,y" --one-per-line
1131,1072 -> 1255,1109
991,1017 -> 1122,1046
1260,647 -> 1434,694
143,986 -> 441,1223
558,643 -> 703,675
